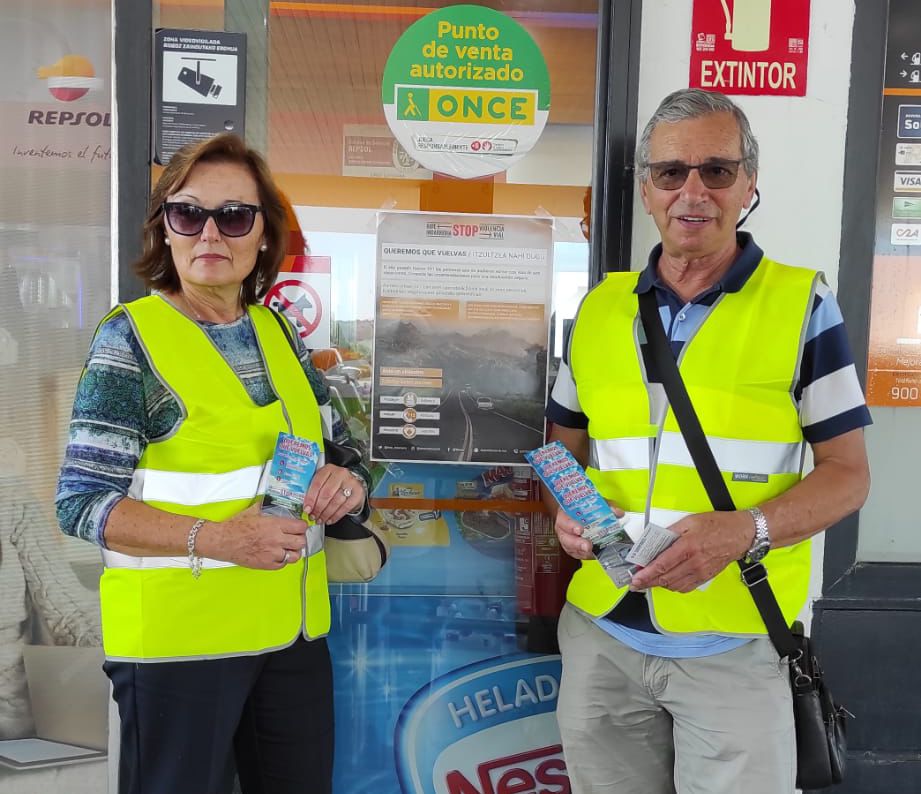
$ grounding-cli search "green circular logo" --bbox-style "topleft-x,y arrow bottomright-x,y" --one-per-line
382,5 -> 551,179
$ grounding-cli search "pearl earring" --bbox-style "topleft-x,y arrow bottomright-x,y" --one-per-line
259,243 -> 268,252
164,238 -> 171,246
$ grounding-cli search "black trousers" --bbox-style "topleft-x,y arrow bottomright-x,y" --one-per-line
104,636 -> 334,794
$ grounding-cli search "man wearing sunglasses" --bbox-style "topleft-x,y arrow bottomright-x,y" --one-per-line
543,89 -> 871,793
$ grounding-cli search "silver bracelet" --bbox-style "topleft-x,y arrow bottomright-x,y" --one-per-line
187,518 -> 206,579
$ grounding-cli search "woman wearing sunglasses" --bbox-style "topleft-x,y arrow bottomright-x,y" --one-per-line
56,133 -> 369,794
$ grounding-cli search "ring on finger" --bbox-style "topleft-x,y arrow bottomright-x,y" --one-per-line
280,550 -> 289,564
341,486 -> 353,499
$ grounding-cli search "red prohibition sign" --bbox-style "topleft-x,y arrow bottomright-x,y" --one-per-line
265,279 -> 323,338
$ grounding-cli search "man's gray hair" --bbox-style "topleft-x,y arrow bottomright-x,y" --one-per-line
635,88 -> 759,180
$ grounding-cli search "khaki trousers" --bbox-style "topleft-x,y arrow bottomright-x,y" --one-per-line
555,604 -> 795,794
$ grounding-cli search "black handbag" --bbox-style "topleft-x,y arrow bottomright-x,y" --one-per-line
322,439 -> 389,583
789,621 -> 848,789
638,289 -> 848,790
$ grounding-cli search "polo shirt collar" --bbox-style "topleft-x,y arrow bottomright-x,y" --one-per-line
634,232 -> 764,295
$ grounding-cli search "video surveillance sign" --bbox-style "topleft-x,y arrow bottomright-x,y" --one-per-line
154,29 -> 246,164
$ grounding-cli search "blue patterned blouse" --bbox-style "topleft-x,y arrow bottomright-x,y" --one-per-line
56,307 -> 369,547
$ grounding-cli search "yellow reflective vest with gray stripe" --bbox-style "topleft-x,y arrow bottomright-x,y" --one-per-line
566,258 -> 818,635
99,295 -> 330,661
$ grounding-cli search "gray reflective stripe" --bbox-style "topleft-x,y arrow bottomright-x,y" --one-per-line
658,432 -> 802,475
102,549 -> 239,569
129,464 -> 269,505
592,433 -> 802,476
102,544 -> 310,570
648,507 -> 693,529
620,511 -> 646,542
590,437 -> 650,470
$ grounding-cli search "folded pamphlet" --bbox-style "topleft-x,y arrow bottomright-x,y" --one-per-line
526,442 -> 636,586
262,432 -> 323,556
526,441 -> 680,587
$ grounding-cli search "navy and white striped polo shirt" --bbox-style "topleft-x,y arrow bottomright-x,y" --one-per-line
548,233 -> 871,444
547,233 -> 871,657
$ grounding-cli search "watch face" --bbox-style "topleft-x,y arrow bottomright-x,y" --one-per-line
748,542 -> 769,563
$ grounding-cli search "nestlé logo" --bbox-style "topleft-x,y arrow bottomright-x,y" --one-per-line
444,744 -> 569,794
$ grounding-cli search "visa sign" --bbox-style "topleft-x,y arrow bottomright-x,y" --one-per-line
395,654 -> 568,794
894,171 -> 921,192
891,223 -> 921,245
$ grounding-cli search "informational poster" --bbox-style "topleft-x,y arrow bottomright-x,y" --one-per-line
153,29 -> 246,164
689,0 -> 810,96
867,0 -> 921,407
371,212 -> 551,465
381,5 -> 551,179
342,124 -> 433,180
264,255 -> 332,350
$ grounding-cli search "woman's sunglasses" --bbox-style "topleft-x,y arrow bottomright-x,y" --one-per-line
646,158 -> 746,190
162,202 -> 263,238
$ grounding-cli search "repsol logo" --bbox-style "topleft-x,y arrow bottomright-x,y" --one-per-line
27,110 -> 111,126
444,745 -> 569,794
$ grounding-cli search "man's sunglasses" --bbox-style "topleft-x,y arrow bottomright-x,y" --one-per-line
162,202 -> 263,237
646,158 -> 747,190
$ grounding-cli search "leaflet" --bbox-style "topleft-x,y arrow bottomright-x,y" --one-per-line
525,441 -> 636,586
625,522 -> 679,566
262,432 -> 323,556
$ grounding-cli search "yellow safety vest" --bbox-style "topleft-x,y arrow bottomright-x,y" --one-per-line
567,257 -> 819,635
98,295 -> 330,661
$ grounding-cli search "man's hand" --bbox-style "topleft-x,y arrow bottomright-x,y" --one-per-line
629,510 -> 753,592
554,511 -> 593,560
553,502 -> 625,561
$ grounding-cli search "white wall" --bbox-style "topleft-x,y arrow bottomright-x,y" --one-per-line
631,0 -> 855,292
630,0 -> 857,618
506,124 -> 594,186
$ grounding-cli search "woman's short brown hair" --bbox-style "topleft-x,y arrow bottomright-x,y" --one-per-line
134,133 -> 288,306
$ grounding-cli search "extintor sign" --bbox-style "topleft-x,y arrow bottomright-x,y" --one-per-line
689,0 -> 810,97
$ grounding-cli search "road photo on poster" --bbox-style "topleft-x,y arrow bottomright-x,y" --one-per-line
371,212 -> 552,465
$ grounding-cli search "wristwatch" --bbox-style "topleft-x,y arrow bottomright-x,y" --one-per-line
744,506 -> 771,563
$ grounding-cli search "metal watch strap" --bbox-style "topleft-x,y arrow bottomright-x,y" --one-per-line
747,506 -> 770,553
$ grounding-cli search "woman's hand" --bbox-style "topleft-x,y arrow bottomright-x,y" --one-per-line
198,505 -> 308,570
303,464 -> 367,524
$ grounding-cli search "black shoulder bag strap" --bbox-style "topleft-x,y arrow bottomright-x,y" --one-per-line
637,289 -> 799,660
266,305 -> 300,354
